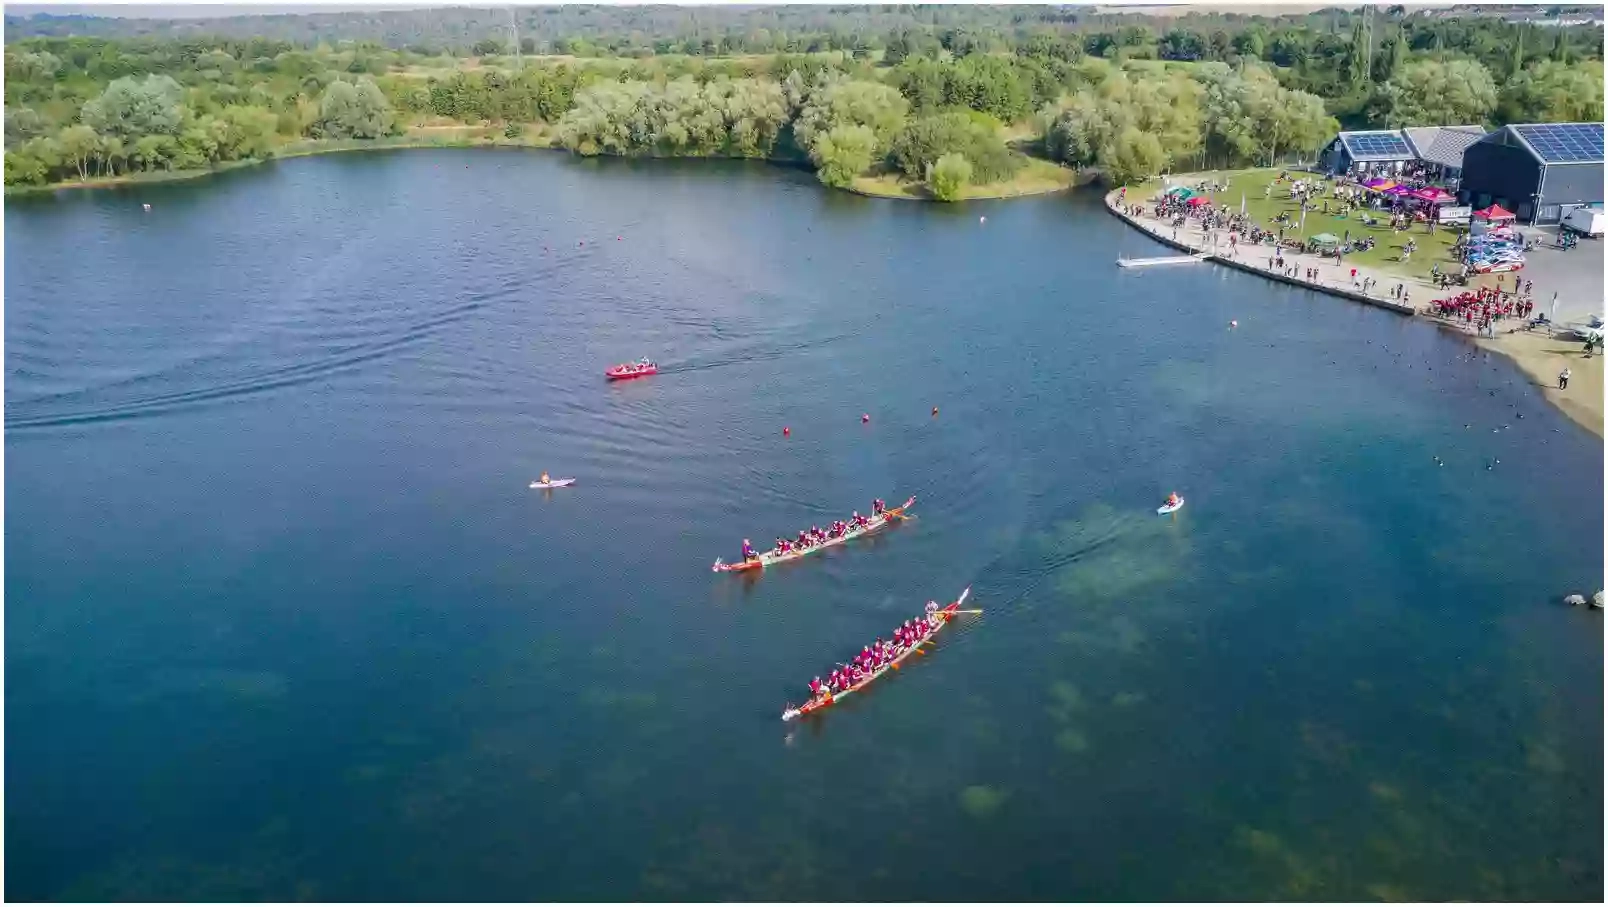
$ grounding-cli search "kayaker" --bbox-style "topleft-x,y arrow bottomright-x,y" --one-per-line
873,499 -> 885,516
1165,492 -> 1181,508
539,472 -> 550,485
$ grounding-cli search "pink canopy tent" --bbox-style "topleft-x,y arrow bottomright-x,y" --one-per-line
1474,204 -> 1516,221
1185,195 -> 1211,207
1384,185 -> 1414,197
1412,187 -> 1455,203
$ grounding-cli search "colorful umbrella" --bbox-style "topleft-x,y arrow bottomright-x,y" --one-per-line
1185,195 -> 1210,207
1362,178 -> 1392,189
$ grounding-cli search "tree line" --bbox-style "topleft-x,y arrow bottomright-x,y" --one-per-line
4,18 -> 1603,195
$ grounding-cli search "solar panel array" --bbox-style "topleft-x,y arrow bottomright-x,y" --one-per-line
1344,132 -> 1412,159
1513,123 -> 1604,164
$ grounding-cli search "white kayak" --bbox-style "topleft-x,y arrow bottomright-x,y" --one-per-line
1157,497 -> 1185,515
530,478 -> 576,489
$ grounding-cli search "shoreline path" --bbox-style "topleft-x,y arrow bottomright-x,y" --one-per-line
1102,185 -> 1603,437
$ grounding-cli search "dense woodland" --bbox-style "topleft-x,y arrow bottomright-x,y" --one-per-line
4,6 -> 1603,196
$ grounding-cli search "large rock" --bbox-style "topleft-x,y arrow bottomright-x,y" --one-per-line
1564,593 -> 1587,606
1594,591 -> 1605,610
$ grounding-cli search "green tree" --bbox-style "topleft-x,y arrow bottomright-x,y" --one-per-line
1345,22 -> 1369,86
1498,60 -> 1604,123
811,123 -> 875,187
58,124 -> 100,181
793,78 -> 908,158
926,151 -> 971,201
1232,27 -> 1266,59
1106,126 -> 1167,183
315,77 -> 395,139
1381,58 -> 1496,127
945,55 -> 1033,122
5,149 -> 49,185
99,135 -> 126,176
219,104 -> 280,158
81,74 -> 185,140
175,119 -> 221,169
888,111 -> 1016,183
133,132 -> 178,171
5,107 -> 47,146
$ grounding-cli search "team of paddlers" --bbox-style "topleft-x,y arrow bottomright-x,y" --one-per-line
804,600 -> 945,702
739,499 -> 886,561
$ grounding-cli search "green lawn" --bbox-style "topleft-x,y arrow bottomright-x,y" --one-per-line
1125,168 -> 1466,280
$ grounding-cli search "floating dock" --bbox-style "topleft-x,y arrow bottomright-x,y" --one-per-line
1116,253 -> 1211,268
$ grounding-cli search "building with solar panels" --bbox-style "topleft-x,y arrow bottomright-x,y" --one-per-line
1320,130 -> 1418,175
1321,127 -> 1488,180
1458,123 -> 1605,225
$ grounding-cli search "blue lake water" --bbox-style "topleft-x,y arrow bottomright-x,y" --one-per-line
6,149 -> 1603,901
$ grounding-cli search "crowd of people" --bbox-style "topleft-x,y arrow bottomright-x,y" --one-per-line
1427,282 -> 1538,336
802,600 -> 947,702
1122,171 -> 1582,336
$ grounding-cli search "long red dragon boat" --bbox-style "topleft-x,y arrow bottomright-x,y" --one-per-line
711,496 -> 915,573
782,587 -> 972,721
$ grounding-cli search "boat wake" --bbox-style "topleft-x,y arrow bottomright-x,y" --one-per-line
6,300 -> 486,432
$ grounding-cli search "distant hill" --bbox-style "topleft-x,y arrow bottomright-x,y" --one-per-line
7,6 -> 1081,48
0,4 -> 1374,49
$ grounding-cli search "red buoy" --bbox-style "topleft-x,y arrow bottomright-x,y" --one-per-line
783,426 -> 791,436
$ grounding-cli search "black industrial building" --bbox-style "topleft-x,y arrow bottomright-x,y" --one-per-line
1457,123 -> 1604,225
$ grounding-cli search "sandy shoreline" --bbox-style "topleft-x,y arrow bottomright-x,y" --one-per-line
1104,185 -> 1604,438
1476,330 -> 1604,437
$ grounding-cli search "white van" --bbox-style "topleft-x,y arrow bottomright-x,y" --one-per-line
1562,207 -> 1605,238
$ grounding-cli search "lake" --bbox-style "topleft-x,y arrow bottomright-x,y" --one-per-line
6,149 -> 1603,901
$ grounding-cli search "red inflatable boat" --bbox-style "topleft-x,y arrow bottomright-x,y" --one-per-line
606,361 -> 657,380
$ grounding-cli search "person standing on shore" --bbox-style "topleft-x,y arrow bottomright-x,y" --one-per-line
1559,367 -> 1571,390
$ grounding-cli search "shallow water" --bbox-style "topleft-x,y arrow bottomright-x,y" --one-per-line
7,149 -> 1602,901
